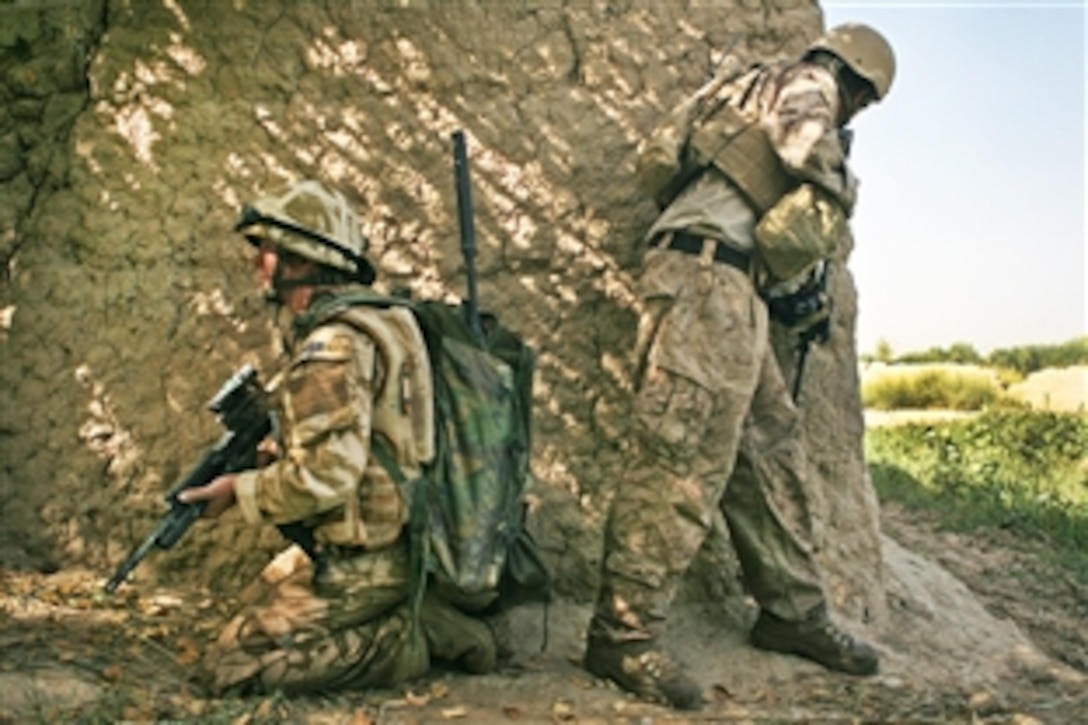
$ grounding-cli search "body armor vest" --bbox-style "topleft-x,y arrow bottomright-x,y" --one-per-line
688,65 -> 796,215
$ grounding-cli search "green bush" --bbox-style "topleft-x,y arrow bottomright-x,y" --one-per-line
992,366 -> 1025,388
867,410 -> 1088,580
862,368 -> 1001,411
987,336 -> 1088,375
897,341 -> 982,365
878,335 -> 1088,374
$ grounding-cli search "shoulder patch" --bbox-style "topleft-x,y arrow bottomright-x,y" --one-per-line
296,324 -> 354,363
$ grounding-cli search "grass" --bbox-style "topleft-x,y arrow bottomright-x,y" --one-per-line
862,366 -> 1004,411
867,410 -> 1088,581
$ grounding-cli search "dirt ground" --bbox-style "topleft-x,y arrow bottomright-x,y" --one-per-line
2,502 -> 1086,724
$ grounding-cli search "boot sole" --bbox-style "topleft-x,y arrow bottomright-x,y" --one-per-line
751,634 -> 879,676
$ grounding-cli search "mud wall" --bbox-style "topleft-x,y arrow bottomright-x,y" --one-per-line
0,0 -> 885,625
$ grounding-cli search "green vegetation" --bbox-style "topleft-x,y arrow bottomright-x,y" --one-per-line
862,335 -> 1088,375
862,367 -> 1007,411
867,410 -> 1088,580
988,336 -> 1088,375
896,341 -> 984,365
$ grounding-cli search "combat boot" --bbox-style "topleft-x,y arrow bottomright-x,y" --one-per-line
750,604 -> 879,676
420,595 -> 497,674
584,636 -> 703,710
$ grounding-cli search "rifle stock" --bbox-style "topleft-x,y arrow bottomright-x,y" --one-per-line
104,365 -> 272,593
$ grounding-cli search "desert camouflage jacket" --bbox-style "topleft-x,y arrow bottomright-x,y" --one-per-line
234,297 -> 434,552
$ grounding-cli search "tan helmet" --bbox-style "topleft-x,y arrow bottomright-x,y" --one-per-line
235,180 -> 375,283
809,23 -> 896,100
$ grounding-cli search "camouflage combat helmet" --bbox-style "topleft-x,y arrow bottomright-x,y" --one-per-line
808,23 -> 896,100
235,180 -> 376,284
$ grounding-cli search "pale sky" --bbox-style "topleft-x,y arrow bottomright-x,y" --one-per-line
823,1 -> 1086,357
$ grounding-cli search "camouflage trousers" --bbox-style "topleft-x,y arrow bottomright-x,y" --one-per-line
202,542 -> 498,695
591,248 -> 825,644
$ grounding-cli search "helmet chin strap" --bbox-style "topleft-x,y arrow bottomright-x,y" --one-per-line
268,260 -> 328,307
266,264 -> 320,353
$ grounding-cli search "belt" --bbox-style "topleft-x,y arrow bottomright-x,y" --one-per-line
652,230 -> 751,273
320,543 -> 368,559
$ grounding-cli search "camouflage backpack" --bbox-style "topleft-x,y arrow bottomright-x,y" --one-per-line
304,290 -> 550,614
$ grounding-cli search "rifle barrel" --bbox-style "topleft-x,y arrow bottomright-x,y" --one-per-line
104,530 -> 159,593
452,130 -> 485,344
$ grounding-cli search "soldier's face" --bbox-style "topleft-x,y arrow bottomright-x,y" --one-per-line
841,80 -> 877,123
850,87 -> 874,114
252,240 -> 312,312
253,239 -> 278,293
277,257 -> 318,313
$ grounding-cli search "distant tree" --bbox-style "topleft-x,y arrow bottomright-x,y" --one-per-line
874,338 -> 894,363
896,341 -> 983,365
987,336 -> 1088,375
889,336 -> 1087,373
897,345 -> 944,364
946,341 -> 982,364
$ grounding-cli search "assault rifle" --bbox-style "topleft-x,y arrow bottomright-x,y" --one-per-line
104,365 -> 272,593
764,262 -> 831,402
792,311 -> 831,403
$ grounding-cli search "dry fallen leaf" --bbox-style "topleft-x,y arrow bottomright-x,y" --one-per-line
440,705 -> 467,719
551,700 -> 575,721
711,682 -> 735,700
253,698 -> 277,720
569,673 -> 592,689
55,578 -> 82,596
175,635 -> 201,665
102,664 -> 123,681
1009,715 -> 1043,725
184,698 -> 207,717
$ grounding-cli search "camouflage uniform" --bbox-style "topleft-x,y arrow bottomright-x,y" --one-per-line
591,62 -> 853,645
203,291 -> 496,695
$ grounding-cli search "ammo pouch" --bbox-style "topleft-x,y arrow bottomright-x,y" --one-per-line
754,183 -> 846,281
689,103 -> 848,282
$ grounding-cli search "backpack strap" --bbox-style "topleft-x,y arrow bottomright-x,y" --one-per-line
293,286 -> 407,339
370,435 -> 431,650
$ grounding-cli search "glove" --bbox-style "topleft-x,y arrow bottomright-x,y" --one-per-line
766,287 -> 827,326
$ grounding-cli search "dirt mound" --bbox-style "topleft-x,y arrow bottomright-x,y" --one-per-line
1008,366 -> 1088,412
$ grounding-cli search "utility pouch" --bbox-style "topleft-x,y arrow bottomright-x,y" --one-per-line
753,183 -> 846,282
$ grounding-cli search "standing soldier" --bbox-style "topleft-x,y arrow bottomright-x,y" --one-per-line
179,180 -> 498,694
583,24 -> 896,710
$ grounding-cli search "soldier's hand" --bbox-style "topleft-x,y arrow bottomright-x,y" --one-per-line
178,474 -> 237,519
256,437 -> 280,467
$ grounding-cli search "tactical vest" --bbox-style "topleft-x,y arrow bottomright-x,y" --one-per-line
291,303 -> 435,548
687,65 -> 796,215
334,305 -> 435,469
